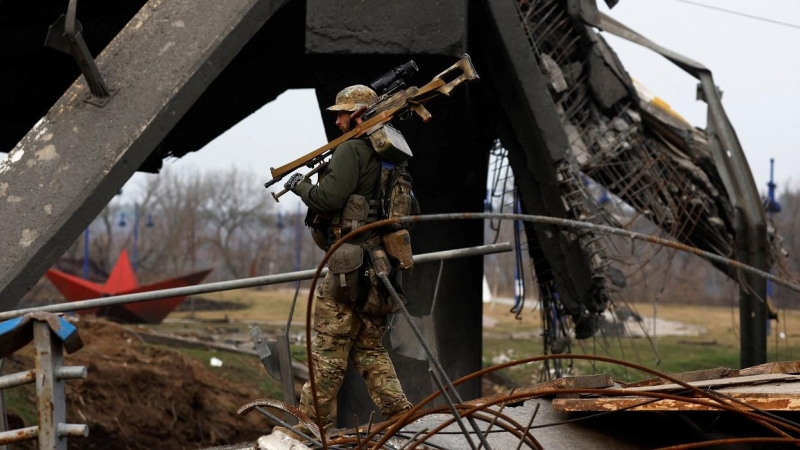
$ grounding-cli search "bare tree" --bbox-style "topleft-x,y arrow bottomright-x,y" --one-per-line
197,168 -> 275,279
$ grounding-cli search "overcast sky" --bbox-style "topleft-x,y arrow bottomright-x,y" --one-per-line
8,1 -> 799,212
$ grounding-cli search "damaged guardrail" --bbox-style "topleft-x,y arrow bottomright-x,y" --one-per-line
0,312 -> 87,449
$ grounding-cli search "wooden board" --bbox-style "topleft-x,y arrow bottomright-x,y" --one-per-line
620,374 -> 800,393
553,393 -> 800,412
553,373 -> 800,412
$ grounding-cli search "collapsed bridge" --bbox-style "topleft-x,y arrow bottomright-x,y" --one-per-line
0,0 -> 773,426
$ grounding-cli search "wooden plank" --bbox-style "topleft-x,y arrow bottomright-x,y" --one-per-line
553,393 -> 800,412
623,367 -> 737,388
620,374 -> 800,393
621,360 -> 800,389
740,360 -> 800,377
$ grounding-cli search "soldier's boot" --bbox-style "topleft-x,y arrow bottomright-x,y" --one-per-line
384,404 -> 413,423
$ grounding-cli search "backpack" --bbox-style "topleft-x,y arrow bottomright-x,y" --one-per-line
380,166 -> 416,230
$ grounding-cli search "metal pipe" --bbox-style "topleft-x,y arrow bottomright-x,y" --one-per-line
428,368 -> 478,450
378,273 -> 493,450
55,367 -> 87,381
0,371 -> 35,390
0,242 -> 512,321
57,424 -> 88,438
0,426 -> 37,445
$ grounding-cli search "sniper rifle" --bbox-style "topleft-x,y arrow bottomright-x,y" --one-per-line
264,54 -> 479,202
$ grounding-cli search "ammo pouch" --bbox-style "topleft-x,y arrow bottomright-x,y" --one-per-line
327,243 -> 364,303
367,123 -> 413,165
382,229 -> 413,271
341,194 -> 370,236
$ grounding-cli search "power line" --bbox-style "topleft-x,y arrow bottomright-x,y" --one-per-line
673,0 -> 800,31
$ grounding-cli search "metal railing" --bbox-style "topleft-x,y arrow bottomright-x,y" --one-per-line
0,314 -> 87,449
0,242 -> 513,322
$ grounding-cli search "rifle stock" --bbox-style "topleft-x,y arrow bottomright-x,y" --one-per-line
265,54 -> 479,200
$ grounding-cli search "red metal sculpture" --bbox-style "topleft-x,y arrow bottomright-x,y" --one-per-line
46,250 -> 212,324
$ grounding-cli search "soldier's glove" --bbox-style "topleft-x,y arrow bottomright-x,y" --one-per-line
284,173 -> 306,192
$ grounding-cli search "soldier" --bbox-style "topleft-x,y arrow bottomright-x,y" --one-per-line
277,84 -> 413,437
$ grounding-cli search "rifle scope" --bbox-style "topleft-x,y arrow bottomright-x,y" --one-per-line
370,60 -> 419,96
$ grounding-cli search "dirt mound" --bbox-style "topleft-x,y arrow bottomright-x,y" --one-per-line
3,317 -> 270,450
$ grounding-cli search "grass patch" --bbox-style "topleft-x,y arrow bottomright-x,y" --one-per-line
176,346 -> 285,399
483,301 -> 800,384
170,288 -> 311,324
3,385 -> 37,427
164,288 -> 800,387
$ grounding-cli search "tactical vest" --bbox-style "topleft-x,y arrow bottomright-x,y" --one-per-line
328,164 -> 416,270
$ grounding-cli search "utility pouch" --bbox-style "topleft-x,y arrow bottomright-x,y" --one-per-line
341,194 -> 369,235
305,209 -> 332,231
327,243 -> 364,303
310,228 -> 331,251
382,229 -> 413,271
361,246 -> 405,316
306,209 -> 333,250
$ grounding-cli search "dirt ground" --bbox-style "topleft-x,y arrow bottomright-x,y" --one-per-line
2,317 -> 269,450
0,314 -> 511,450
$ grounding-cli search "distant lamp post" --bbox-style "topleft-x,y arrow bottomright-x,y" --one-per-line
133,203 -> 139,273
766,158 -> 780,336
295,202 -> 302,271
83,228 -> 90,279
118,205 -> 153,273
131,204 -> 154,273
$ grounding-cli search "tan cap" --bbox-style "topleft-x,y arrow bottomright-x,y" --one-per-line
327,85 -> 378,112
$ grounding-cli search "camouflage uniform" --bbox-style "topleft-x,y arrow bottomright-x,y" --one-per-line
293,109 -> 412,427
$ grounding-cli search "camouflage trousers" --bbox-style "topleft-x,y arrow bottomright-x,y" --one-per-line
299,296 -> 412,428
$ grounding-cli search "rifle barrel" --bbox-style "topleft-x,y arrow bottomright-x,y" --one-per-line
270,161 -> 328,202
